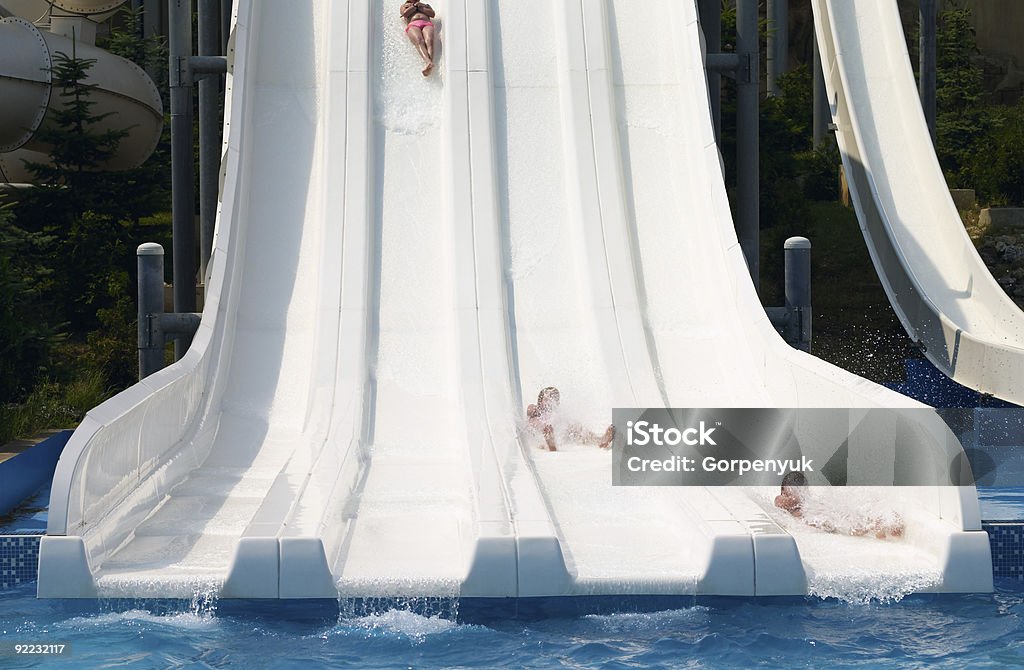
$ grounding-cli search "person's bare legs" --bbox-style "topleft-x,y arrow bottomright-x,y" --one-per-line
422,25 -> 436,75
542,424 -> 557,451
406,26 -> 433,75
568,424 -> 616,449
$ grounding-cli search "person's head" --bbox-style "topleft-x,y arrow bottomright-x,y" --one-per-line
537,387 -> 560,411
781,470 -> 807,493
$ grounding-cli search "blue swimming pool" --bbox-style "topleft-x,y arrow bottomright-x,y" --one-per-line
2,583 -> 1024,668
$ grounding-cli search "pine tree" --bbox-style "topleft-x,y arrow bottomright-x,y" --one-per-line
935,4 -> 986,187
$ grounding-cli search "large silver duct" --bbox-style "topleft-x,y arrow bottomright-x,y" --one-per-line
0,15 -> 162,179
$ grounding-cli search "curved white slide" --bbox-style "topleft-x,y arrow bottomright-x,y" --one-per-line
38,0 -> 992,600
811,0 -> 1024,405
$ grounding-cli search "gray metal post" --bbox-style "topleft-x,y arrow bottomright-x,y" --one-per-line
812,37 -> 828,147
736,0 -> 760,291
919,0 -> 938,145
784,237 -> 812,352
198,0 -> 220,286
699,0 -> 722,145
221,0 -> 232,54
766,0 -> 788,97
169,0 -> 196,359
144,0 -> 161,39
138,243 -> 166,380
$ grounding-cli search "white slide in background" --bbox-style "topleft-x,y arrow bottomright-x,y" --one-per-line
811,0 -> 1024,405
37,0 -> 992,600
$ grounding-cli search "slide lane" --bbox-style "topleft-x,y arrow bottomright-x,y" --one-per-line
497,0 -> 756,595
89,0 -> 335,597
323,0 -> 477,597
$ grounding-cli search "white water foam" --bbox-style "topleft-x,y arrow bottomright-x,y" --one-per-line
58,609 -> 221,631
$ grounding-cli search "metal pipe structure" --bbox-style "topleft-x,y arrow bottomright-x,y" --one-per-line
143,0 -> 160,39
919,0 -> 937,145
812,36 -> 829,147
197,0 -> 220,285
168,0 -> 195,359
221,0 -> 231,54
766,0 -> 788,97
699,0 -> 722,145
137,243 -> 165,379
765,237 -> 812,351
735,0 -> 760,291
784,237 -> 812,352
137,243 -> 202,379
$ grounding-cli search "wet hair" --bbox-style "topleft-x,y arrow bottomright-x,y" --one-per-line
781,471 -> 807,488
537,386 -> 560,406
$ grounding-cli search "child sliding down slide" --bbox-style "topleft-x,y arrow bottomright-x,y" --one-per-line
526,387 -> 615,452
400,2 -> 437,76
775,471 -> 905,540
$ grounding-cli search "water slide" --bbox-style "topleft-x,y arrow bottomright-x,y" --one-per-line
37,0 -> 992,600
811,0 -> 1024,405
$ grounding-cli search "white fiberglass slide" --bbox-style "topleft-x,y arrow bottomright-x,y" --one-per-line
811,0 -> 1024,404
37,0 -> 991,600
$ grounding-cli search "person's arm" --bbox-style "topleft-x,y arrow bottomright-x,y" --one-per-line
527,403 -> 538,419
400,2 -> 417,19
419,3 -> 436,18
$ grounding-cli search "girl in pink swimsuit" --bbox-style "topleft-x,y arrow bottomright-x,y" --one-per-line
400,2 -> 437,76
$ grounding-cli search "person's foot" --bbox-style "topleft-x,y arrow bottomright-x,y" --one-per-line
598,424 -> 615,449
422,61 -> 435,76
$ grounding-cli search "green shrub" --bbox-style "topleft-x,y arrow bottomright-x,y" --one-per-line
0,371 -> 109,444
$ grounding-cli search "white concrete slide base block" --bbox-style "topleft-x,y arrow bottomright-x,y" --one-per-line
697,522 -> 755,596
221,538 -> 279,599
516,527 -> 572,598
279,538 -> 337,599
461,531 -> 519,598
939,531 -> 994,593
752,534 -> 808,596
36,536 -> 98,598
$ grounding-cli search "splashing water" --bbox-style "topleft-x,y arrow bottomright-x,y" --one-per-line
337,595 -> 461,645
805,566 -> 942,605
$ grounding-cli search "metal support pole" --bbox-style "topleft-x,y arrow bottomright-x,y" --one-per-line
699,0 -> 722,145
812,36 -> 829,147
784,237 -> 812,352
198,0 -> 220,287
919,0 -> 938,145
736,0 -> 760,291
144,0 -> 161,39
138,243 -> 166,380
169,0 -> 196,359
221,0 -> 232,54
766,0 -> 788,97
